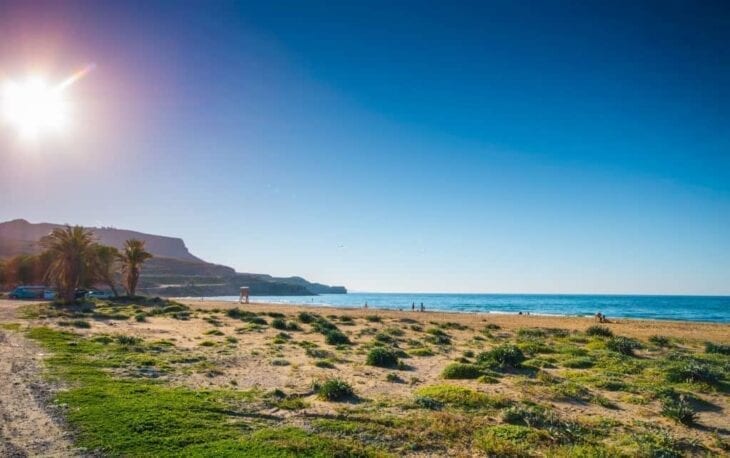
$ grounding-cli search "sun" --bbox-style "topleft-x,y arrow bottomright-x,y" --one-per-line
1,76 -> 70,140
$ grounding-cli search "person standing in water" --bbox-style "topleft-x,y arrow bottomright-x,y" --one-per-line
420,302 -> 425,312
412,302 -> 415,311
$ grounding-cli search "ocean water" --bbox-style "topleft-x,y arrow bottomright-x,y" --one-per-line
200,293 -> 730,323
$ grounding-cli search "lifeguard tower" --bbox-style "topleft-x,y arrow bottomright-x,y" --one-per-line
239,286 -> 250,304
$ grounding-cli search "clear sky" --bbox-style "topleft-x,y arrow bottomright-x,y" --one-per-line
1,1 -> 728,294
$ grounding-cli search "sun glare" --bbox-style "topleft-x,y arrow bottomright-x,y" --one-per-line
1,76 -> 70,140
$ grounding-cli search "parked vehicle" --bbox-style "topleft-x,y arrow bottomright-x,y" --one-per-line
9,285 -> 46,299
43,290 -> 58,300
86,290 -> 113,300
74,289 -> 90,300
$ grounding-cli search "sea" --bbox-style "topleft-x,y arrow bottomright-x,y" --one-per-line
199,293 -> 730,323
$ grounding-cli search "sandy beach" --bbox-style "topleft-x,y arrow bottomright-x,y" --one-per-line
181,299 -> 730,343
1,297 -> 729,456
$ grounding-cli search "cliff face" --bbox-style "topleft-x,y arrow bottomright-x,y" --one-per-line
0,219 -> 346,296
0,219 -> 200,262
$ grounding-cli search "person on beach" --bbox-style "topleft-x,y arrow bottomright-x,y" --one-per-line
420,302 -> 425,312
364,302 -> 368,309
412,302 -> 415,311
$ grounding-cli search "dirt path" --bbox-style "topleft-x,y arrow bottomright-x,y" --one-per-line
0,300 -> 78,457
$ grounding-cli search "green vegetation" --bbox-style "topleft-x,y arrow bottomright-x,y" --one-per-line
25,327 -> 378,456
562,356 -> 594,369
441,363 -> 482,379
606,336 -> 641,355
585,325 -> 613,337
414,385 -> 509,410
366,347 -> 399,368
477,344 -> 525,369
315,378 -> 354,401
118,239 -> 153,297
324,329 -> 350,345
271,317 -> 287,330
705,341 -> 730,355
660,395 -> 696,425
15,303 -> 728,456
649,335 -> 671,347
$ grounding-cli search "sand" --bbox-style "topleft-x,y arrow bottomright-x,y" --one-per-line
0,297 -> 728,454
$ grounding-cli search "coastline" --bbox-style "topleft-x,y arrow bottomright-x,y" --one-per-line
191,292 -> 730,324
177,298 -> 730,343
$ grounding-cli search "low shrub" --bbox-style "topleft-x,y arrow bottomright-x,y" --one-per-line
705,342 -> 730,355
324,330 -> 350,345
661,395 -> 696,425
425,334 -> 451,345
413,396 -> 443,410
649,335 -> 671,347
666,360 -> 721,385
517,328 -> 547,338
315,378 -> 354,401
441,363 -> 482,379
226,308 -> 257,321
562,357 -> 594,369
60,319 -> 91,329
606,336 -> 641,355
314,360 -> 335,369
374,333 -> 396,344
297,311 -> 317,323
366,347 -> 399,368
115,334 -> 142,346
502,404 -> 549,427
306,348 -> 333,359
477,344 -> 525,369
474,425 -> 545,455
585,325 -> 613,337
271,318 -> 288,330
409,348 -> 434,357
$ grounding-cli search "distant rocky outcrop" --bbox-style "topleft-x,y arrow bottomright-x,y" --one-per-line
0,219 -> 201,261
0,219 -> 346,296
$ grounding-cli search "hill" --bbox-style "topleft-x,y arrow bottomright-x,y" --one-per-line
0,219 -> 346,296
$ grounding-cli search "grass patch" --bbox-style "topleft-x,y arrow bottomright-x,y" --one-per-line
441,363 -> 482,379
562,357 -> 594,369
26,327 -> 381,456
606,336 -> 641,356
415,385 -> 510,410
58,319 -> 91,329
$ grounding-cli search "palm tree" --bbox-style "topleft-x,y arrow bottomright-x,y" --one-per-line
42,226 -> 95,303
91,244 -> 120,297
119,239 -> 152,297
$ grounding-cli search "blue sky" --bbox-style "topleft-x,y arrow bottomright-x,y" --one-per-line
1,1 -> 728,294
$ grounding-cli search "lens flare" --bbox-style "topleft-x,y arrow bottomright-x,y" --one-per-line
1,64 -> 94,140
